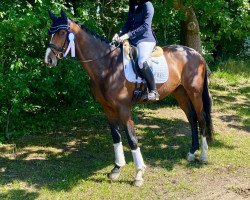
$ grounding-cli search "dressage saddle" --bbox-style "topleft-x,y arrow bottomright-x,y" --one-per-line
123,40 -> 163,79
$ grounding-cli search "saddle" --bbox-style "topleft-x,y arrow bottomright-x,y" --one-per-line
123,40 -> 164,102
123,40 -> 163,79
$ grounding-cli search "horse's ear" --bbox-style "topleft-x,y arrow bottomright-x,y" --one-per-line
48,10 -> 58,21
61,9 -> 67,20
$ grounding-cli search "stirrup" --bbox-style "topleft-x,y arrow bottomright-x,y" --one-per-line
143,90 -> 159,101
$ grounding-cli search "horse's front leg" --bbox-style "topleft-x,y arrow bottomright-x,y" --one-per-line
126,124 -> 146,187
123,116 -> 146,187
108,122 -> 126,180
102,104 -> 126,180
105,105 -> 146,186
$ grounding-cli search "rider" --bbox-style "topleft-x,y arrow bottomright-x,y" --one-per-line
113,0 -> 159,101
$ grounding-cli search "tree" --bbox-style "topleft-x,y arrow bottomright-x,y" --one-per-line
0,0 -> 90,140
173,1 -> 202,53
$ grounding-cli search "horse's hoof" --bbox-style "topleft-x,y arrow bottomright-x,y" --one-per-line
200,156 -> 208,164
108,172 -> 120,180
186,152 -> 195,162
133,179 -> 144,187
132,168 -> 145,186
108,165 -> 121,180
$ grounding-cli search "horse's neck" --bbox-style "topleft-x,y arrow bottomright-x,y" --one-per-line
70,22 -> 113,81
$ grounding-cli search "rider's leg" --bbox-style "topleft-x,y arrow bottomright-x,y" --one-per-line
140,61 -> 159,100
137,42 -> 159,101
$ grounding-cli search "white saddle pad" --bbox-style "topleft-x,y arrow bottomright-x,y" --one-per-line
123,51 -> 169,83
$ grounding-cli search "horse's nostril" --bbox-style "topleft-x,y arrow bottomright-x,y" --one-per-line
48,57 -> 52,64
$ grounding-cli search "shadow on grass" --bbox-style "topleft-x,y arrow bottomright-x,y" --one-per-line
0,108 -> 233,193
214,95 -> 237,103
211,84 -> 250,133
0,189 -> 38,200
134,110 -> 236,170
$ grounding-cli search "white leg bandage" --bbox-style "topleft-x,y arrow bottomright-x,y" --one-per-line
202,136 -> 208,150
131,147 -> 146,170
200,136 -> 208,162
113,142 -> 126,167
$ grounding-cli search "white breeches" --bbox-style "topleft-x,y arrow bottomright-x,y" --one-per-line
137,42 -> 156,69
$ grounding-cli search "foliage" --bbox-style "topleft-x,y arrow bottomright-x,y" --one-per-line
0,0 -> 249,142
193,0 -> 250,58
0,1 -> 92,141
72,0 -> 250,58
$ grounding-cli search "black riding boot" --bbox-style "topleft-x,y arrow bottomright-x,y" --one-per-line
140,61 -> 159,101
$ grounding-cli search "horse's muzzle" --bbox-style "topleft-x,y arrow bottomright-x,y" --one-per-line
47,57 -> 54,66
45,48 -> 58,67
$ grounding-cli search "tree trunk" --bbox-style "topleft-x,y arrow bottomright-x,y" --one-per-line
174,1 -> 211,75
174,1 -> 202,53
180,7 -> 202,54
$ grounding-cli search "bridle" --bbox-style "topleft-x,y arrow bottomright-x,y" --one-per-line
48,32 -> 69,60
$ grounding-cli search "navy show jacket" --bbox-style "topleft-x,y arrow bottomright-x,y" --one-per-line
119,1 -> 156,45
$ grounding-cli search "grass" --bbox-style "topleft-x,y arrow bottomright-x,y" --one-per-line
209,58 -> 250,128
0,59 -> 250,199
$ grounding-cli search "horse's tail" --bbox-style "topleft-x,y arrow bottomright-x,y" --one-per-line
202,69 -> 214,142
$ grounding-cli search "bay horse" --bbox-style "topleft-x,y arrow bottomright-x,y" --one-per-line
44,10 -> 213,187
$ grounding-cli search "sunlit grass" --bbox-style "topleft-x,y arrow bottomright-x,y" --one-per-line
210,58 -> 250,129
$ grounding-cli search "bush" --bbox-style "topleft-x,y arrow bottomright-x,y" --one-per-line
0,0 -> 249,142
0,1 -> 94,141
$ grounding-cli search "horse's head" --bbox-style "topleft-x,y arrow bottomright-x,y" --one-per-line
45,9 -> 70,67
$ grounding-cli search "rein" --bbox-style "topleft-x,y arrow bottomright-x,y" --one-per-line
79,43 -> 121,63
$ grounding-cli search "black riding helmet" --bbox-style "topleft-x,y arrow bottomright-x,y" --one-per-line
129,0 -> 149,4
129,0 -> 150,12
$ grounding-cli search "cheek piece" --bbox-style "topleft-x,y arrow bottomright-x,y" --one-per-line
64,32 -> 75,57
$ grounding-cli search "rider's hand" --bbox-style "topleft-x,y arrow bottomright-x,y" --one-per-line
119,34 -> 129,43
112,33 -> 119,42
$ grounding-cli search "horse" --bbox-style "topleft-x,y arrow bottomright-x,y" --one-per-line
44,10 -> 213,187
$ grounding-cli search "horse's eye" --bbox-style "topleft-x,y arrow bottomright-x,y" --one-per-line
60,31 -> 66,36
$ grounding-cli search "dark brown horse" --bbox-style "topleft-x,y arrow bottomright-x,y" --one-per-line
45,10 -> 213,187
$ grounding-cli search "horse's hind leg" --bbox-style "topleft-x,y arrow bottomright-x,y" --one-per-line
187,91 -> 208,163
172,86 -> 199,162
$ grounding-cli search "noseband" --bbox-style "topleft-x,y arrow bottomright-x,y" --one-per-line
48,33 -> 68,60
